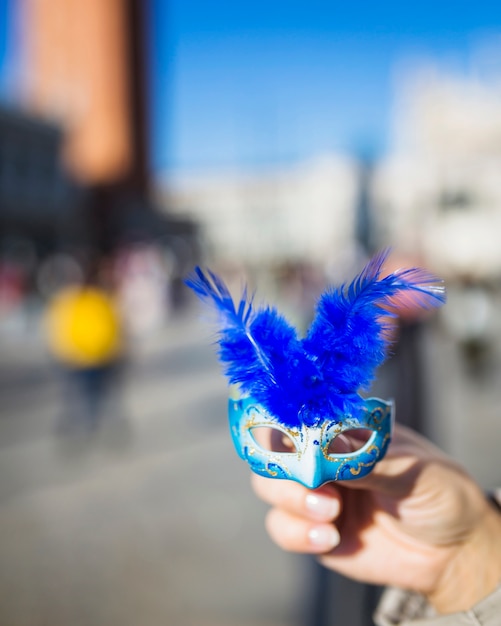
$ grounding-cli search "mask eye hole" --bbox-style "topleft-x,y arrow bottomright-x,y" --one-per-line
326,428 -> 373,455
250,427 -> 297,453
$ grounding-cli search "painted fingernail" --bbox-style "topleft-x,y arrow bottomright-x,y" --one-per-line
305,493 -> 340,519
308,525 -> 340,550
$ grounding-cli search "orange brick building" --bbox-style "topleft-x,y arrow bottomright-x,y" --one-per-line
21,0 -> 147,188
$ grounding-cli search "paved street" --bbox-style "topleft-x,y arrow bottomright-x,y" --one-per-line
0,305 -> 500,626
0,310 -> 307,626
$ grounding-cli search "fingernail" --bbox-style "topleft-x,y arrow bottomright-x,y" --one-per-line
308,525 -> 340,550
305,493 -> 340,519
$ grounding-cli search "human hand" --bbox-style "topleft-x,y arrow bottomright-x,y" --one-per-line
252,425 -> 501,614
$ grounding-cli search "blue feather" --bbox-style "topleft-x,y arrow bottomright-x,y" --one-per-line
185,267 -> 274,380
185,267 -> 307,424
304,248 -> 446,396
186,252 -> 446,428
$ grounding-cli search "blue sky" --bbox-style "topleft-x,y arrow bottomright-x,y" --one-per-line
148,0 -> 501,174
0,0 -> 11,79
1,0 -> 501,174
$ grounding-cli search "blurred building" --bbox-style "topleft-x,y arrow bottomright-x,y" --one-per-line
1,0 -> 199,301
369,66 -> 501,484
373,68 -> 501,281
0,104 -> 86,328
0,104 -> 84,253
21,0 -> 142,187
17,0 -> 155,254
159,155 -> 360,269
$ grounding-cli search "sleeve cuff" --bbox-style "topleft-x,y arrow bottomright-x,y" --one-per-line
374,585 -> 501,626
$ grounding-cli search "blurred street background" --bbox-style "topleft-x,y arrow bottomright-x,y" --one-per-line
1,1 -> 501,625
0,310 -> 308,626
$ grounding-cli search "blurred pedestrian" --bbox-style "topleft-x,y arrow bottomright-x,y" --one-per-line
44,259 -> 124,431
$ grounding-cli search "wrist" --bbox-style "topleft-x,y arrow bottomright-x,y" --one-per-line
427,501 -> 501,614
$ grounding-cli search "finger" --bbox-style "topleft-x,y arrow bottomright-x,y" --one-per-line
251,474 -> 342,522
266,507 -> 340,554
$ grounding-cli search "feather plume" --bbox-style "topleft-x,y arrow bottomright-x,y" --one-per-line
185,267 -> 309,424
304,249 -> 446,397
185,267 -> 274,382
186,252 -> 446,428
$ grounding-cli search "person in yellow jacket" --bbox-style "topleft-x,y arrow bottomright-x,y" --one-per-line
45,275 -> 124,431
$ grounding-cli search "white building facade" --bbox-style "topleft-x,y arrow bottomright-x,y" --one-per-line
158,155 -> 359,269
373,69 -> 501,281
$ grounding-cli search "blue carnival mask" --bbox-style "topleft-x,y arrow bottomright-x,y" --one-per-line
186,249 -> 445,486
229,395 -> 394,488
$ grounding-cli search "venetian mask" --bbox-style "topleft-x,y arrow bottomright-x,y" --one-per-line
229,395 -> 394,488
186,249 -> 444,486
